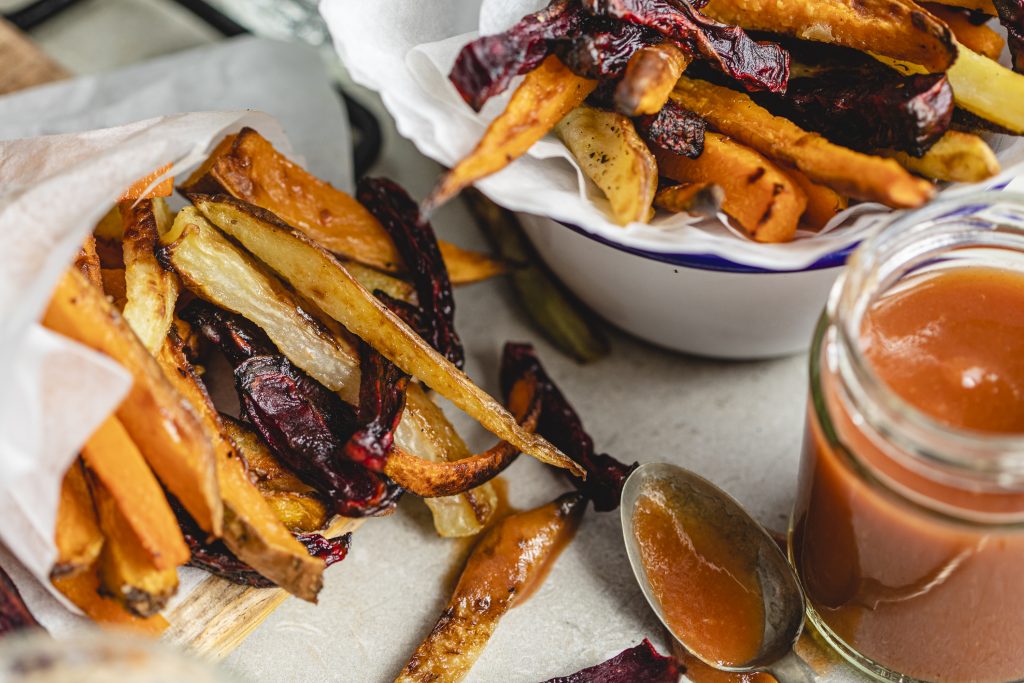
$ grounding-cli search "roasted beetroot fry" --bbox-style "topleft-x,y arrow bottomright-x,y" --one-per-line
555,17 -> 661,78
541,639 -> 683,682
345,342 -> 410,472
583,0 -> 789,93
0,565 -> 40,636
501,343 -> 637,511
994,0 -> 1024,72
449,0 -> 586,111
357,177 -> 464,369
179,299 -> 275,365
634,99 -> 706,158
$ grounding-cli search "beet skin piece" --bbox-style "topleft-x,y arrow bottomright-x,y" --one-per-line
0,564 -> 40,636
344,342 -> 411,473
179,299 -> 275,365
542,639 -> 683,682
500,343 -> 637,511
555,17 -> 661,78
635,99 -> 706,158
994,0 -> 1024,73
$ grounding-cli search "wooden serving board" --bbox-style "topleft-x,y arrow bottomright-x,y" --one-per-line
0,20 -> 358,658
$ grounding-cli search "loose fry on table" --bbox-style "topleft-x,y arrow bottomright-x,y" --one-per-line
75,235 -> 102,289
180,128 -> 503,284
53,461 -> 104,578
785,168 -> 848,231
614,42 -> 690,116
43,268 -> 221,534
157,333 -> 326,601
654,133 -> 807,243
424,55 -> 597,213
396,492 -> 586,683
878,130 -> 1000,182
923,3 -> 1005,60
52,566 -> 168,635
121,198 -> 179,354
702,0 -> 957,72
80,416 -> 190,571
188,195 -> 582,477
670,77 -> 935,208
555,105 -> 658,226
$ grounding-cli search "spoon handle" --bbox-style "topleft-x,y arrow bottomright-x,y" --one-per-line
766,650 -> 816,683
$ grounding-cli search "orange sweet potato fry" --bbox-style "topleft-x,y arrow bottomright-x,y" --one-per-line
119,164 -> 174,201
53,460 -> 104,578
923,3 -> 1005,60
51,566 -> 169,635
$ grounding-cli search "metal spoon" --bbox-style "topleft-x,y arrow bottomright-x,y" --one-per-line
620,462 -> 816,683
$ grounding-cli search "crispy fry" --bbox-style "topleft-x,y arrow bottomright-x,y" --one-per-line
671,77 -> 934,208
555,105 -> 658,225
180,128 -> 500,284
654,183 -> 713,213
703,0 -> 956,72
80,416 -> 190,571
119,164 -> 173,201
53,460 -> 103,578
51,567 -> 168,635
121,198 -> 179,354
75,235 -> 102,289
654,133 -> 807,243
396,492 -> 586,682
785,168 -> 848,231
878,129 -> 1000,181
187,195 -> 581,477
614,43 -> 691,116
100,268 -> 127,309
43,268 -> 221,535
924,3 -> 1006,59
157,333 -> 326,601
425,55 -> 597,212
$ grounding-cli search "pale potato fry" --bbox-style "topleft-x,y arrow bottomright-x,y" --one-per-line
396,493 -> 585,682
924,3 -> 1005,60
121,198 -> 179,354
342,260 -> 416,303
878,130 -> 1000,182
425,55 -> 597,212
784,168 -> 848,231
671,77 -> 935,208
53,461 -> 103,578
614,43 -> 691,116
654,133 -> 807,243
703,0 -> 956,72
43,268 -> 221,535
555,105 -> 658,225
187,195 -> 581,477
52,566 -> 168,635
80,416 -> 190,571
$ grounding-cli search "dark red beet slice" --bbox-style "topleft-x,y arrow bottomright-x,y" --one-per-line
555,17 -> 661,78
179,299 -> 275,365
635,99 -> 706,158
500,343 -> 637,511
994,0 -> 1024,72
344,342 -> 410,473
541,639 -> 683,682
0,565 -> 40,636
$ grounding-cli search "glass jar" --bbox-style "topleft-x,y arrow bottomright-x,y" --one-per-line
789,192 -> 1024,683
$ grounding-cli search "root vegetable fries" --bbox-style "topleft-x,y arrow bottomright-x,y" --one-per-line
100,268 -> 127,310
80,417 -> 189,571
186,195 -> 582,478
118,164 -> 173,201
53,461 -> 104,578
702,0 -> 956,73
654,133 -> 807,243
878,130 -> 1000,182
424,55 -> 597,212
157,333 -> 326,601
180,128 -> 503,285
43,268 -> 221,535
614,43 -> 691,116
75,235 -> 102,288
784,168 -> 848,231
555,105 -> 658,226
930,0 -> 997,12
51,566 -> 168,635
396,492 -> 586,683
121,198 -> 178,354
924,3 -> 1005,60
654,182 -> 715,213
670,77 -> 934,208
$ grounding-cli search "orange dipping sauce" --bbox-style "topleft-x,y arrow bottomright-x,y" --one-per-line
793,267 -> 1024,682
633,481 -> 765,667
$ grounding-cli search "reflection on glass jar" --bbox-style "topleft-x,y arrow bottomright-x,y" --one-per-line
790,193 -> 1024,683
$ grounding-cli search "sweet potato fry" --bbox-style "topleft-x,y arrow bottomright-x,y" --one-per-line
121,198 -> 179,354
396,492 -> 586,682
878,129 -> 1000,182
425,55 -> 597,212
654,133 -> 807,243
785,168 -> 848,231
931,0 -> 997,13
100,268 -> 127,309
654,182 -> 714,214
614,43 -> 691,116
157,333 -> 326,601
43,268 -> 221,535
924,3 -> 1005,59
188,195 -> 581,477
119,164 -> 173,201
51,565 -> 168,635
80,416 -> 190,571
53,460 -> 103,578
75,235 -> 102,289
670,77 -> 935,208
703,0 -> 956,72
180,128 -> 501,284
555,105 -> 658,225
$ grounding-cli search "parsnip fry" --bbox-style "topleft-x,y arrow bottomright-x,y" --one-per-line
878,130 -> 1000,182
53,461 -> 103,578
81,416 -> 190,571
186,195 -> 581,478
924,3 -> 1005,59
343,261 -> 416,302
180,128 -> 501,284
703,0 -> 956,72
396,493 -> 586,683
121,198 -> 179,354
43,268 -> 221,534
555,105 -> 658,226
425,55 -> 597,212
52,567 -> 168,635
614,43 -> 690,116
671,77 -> 934,208
784,168 -> 848,231
654,133 -> 807,243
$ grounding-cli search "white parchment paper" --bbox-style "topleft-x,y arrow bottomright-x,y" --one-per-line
322,0 -> 1024,270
